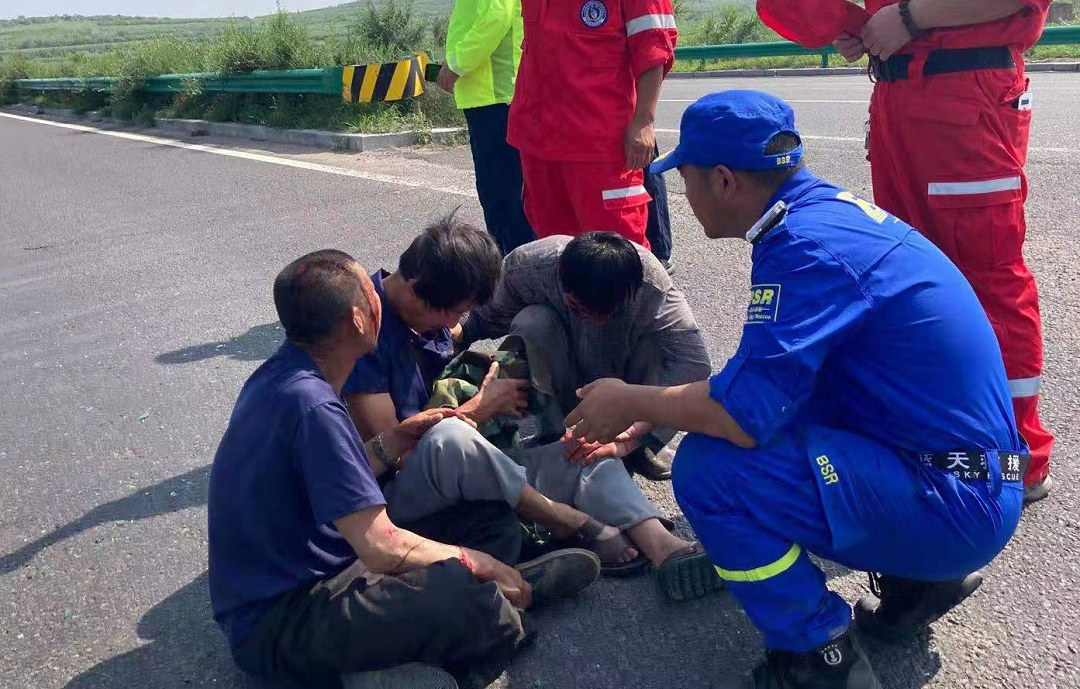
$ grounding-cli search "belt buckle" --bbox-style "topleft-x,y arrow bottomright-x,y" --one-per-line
869,56 -> 884,82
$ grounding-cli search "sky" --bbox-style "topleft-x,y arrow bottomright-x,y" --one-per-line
0,1 -> 342,20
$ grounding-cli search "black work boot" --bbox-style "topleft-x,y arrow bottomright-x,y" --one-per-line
718,630 -> 881,689
854,571 -> 983,642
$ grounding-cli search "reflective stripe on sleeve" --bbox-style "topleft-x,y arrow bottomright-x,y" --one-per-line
1009,376 -> 1041,398
714,544 -> 802,583
926,176 -> 1021,196
626,13 -> 677,36
602,185 -> 648,200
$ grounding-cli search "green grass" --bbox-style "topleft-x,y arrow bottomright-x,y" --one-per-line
0,6 -> 465,133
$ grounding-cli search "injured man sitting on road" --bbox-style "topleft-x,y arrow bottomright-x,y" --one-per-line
207,250 -> 601,687
343,217 -> 720,600
453,231 -> 714,482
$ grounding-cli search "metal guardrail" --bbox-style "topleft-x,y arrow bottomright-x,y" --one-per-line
144,67 -> 344,94
17,67 -> 345,95
13,25 -> 1080,95
676,40 -> 838,68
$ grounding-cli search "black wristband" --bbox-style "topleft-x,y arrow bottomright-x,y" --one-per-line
899,0 -> 925,40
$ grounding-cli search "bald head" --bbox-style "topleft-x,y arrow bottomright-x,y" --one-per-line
273,249 -> 375,348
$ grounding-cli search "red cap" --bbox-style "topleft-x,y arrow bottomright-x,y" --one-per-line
756,0 -> 869,49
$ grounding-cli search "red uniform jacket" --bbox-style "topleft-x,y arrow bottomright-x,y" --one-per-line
508,0 -> 678,162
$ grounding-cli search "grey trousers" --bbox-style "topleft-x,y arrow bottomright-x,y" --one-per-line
383,418 -> 661,533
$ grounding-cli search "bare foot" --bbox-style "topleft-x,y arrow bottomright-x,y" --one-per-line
626,518 -> 694,568
549,511 -> 639,564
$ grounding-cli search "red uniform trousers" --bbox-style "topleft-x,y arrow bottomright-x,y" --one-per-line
868,63 -> 1052,485
520,154 -> 651,249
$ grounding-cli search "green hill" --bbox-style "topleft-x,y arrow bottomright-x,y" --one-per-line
0,3 -> 425,58
0,0 -> 750,58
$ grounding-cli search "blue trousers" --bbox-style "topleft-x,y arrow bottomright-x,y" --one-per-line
643,144 -> 671,262
464,103 -> 536,256
672,424 -> 1023,652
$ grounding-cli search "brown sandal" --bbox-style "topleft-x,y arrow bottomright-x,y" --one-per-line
657,541 -> 724,602
560,517 -> 649,577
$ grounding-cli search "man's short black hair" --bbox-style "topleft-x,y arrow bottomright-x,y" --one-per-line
273,249 -> 366,347
742,132 -> 806,188
398,214 -> 502,310
558,232 -> 644,316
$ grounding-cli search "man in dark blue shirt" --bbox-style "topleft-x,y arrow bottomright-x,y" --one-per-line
208,249 -> 599,687
566,92 -> 1025,689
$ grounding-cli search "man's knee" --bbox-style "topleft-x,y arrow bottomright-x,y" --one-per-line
408,561 -> 527,649
671,433 -> 742,513
417,417 -> 483,457
510,305 -> 566,344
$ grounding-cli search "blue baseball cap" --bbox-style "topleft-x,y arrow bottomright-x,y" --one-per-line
650,90 -> 803,174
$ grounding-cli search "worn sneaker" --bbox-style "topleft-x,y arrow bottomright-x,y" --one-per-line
717,630 -> 881,689
516,548 -> 600,609
854,571 -> 983,642
342,663 -> 458,689
1023,475 -> 1053,505
661,258 -> 676,276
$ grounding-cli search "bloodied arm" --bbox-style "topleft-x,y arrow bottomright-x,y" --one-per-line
334,506 -> 532,608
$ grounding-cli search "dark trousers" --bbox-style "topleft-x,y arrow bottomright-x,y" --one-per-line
232,502 -> 527,686
464,104 -> 536,256
644,144 -> 672,262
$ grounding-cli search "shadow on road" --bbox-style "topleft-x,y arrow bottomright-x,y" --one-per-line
0,466 -> 210,576
63,572 -> 265,689
155,321 -> 284,365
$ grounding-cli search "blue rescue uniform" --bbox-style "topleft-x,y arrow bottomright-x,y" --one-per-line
672,168 -> 1024,652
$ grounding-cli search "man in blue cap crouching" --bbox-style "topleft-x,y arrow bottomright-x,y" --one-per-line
563,90 -> 1026,688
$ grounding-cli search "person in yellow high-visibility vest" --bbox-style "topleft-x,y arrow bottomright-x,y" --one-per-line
436,0 -> 535,255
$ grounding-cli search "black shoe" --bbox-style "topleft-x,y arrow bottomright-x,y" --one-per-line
717,630 -> 881,689
624,446 -> 672,481
854,571 -> 983,642
516,548 -> 600,609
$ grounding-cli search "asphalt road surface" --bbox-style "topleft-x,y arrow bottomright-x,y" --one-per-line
1,73 -> 1078,689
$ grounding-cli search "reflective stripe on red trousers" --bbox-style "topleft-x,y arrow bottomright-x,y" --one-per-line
867,63 -> 1053,485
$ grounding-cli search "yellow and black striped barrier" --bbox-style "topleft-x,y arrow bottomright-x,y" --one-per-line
343,52 -> 431,104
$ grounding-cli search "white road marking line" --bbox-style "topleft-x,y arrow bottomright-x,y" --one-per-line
0,112 -> 479,199
660,99 -> 869,104
654,127 -> 1074,153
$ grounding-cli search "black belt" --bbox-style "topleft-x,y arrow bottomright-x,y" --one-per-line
919,450 -> 1029,484
870,46 -> 1014,83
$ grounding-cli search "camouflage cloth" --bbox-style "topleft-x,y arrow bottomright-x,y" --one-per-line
426,335 -> 564,451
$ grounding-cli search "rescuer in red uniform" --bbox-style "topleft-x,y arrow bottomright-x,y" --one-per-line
833,0 -> 1054,503
507,0 -> 678,248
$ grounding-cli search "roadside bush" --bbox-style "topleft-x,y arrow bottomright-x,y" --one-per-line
0,56 -> 30,104
209,9 -> 320,73
681,5 -> 773,47
430,14 -> 450,55
352,0 -> 426,57
109,37 -> 202,119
